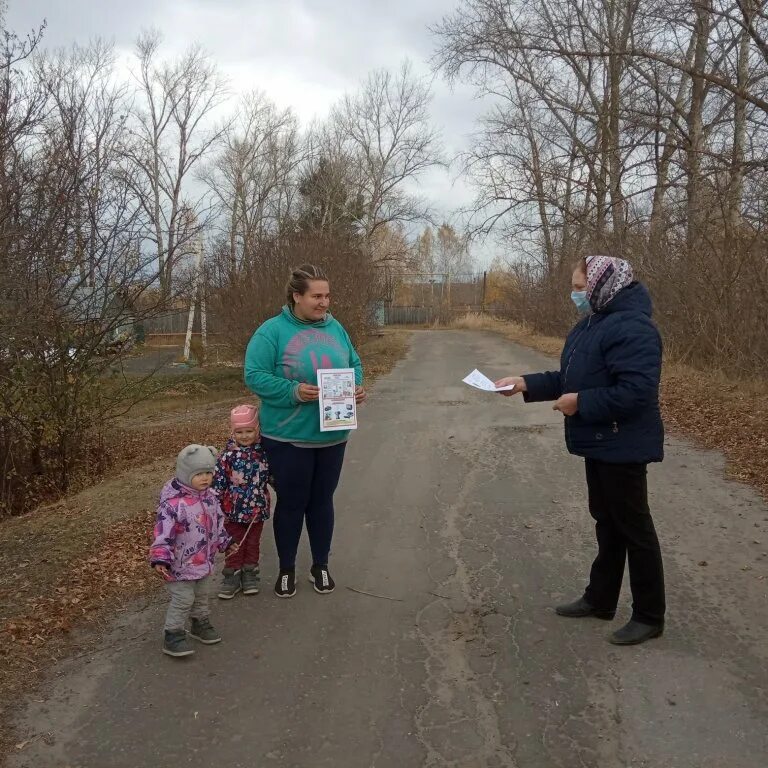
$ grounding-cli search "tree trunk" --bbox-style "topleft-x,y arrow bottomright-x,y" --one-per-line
516,80 -> 555,272
606,0 -> 627,245
648,31 -> 696,251
728,5 -> 753,235
686,0 -> 712,253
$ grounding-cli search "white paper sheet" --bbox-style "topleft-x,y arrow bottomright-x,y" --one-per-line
462,368 -> 517,392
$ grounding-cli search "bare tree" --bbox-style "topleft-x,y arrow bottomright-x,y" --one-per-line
204,92 -> 302,279
433,0 -> 646,261
0,29 -> 185,515
434,223 -> 474,275
128,30 -> 229,295
433,0 -> 768,368
331,61 -> 444,246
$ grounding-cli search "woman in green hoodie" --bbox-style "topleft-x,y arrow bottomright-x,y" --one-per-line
244,265 -> 365,598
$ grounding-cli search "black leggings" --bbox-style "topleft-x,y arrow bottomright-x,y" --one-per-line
261,437 -> 347,571
583,459 -> 666,625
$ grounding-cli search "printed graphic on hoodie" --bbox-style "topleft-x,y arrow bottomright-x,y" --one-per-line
281,329 -> 344,381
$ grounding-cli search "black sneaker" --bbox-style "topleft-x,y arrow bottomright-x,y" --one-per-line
309,564 -> 335,594
241,566 -> 260,595
274,569 -> 296,598
218,568 -> 241,599
189,618 -> 222,645
162,630 -> 194,657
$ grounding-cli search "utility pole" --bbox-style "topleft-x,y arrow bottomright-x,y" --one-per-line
481,270 -> 487,314
200,259 -> 208,359
183,235 -> 204,363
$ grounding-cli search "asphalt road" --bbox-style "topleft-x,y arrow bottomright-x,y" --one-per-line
9,331 -> 768,768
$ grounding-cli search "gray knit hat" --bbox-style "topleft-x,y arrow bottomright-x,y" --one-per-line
176,444 -> 218,487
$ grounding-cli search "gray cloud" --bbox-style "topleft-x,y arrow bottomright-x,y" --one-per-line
5,0 -> 496,264
6,0 -> 161,47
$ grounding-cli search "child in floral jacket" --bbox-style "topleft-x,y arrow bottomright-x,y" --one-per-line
149,444 -> 235,658
213,404 -> 271,599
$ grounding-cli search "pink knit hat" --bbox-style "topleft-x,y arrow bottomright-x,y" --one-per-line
230,404 -> 259,432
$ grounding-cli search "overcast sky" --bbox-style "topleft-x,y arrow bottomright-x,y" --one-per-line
6,0 -> 501,267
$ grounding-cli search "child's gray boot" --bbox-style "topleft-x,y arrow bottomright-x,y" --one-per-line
242,565 -> 260,595
162,630 -> 194,657
218,568 -> 241,599
189,618 -> 221,644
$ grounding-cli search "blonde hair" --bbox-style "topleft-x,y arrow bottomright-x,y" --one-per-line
286,264 -> 329,307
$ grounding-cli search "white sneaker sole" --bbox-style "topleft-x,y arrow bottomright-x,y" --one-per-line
162,647 -> 195,657
189,633 -> 222,645
217,587 -> 241,600
242,587 -> 260,595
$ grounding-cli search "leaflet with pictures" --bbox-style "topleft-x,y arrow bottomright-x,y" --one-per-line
318,368 -> 357,432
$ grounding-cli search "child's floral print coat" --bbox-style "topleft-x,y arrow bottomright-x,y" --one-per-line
212,439 -> 271,525
149,479 -> 232,581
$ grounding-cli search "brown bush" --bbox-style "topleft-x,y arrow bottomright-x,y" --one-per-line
210,229 -> 381,352
488,228 -> 768,377
634,233 -> 768,375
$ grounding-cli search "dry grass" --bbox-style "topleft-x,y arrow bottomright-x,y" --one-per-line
450,312 -> 564,356
359,329 -> 412,380
450,312 -> 768,503
0,329 -> 411,760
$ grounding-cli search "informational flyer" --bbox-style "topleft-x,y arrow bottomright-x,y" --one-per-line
462,368 -> 517,392
317,368 -> 358,432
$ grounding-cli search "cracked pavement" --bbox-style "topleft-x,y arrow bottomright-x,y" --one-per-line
8,331 -> 768,768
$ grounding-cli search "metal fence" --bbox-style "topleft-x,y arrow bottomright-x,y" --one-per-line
384,305 -> 507,326
143,309 -> 222,335
383,273 -> 490,326
385,306 -> 440,325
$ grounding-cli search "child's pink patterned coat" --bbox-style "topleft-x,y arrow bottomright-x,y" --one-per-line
149,479 -> 232,581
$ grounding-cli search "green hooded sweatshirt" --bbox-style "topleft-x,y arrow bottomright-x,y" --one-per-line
244,306 -> 363,444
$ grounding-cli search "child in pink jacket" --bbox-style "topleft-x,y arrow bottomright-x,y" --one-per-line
149,444 -> 236,658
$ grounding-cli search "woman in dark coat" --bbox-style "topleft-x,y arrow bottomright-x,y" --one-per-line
496,255 -> 666,645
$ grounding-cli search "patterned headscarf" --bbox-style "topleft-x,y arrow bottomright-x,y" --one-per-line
585,255 -> 634,311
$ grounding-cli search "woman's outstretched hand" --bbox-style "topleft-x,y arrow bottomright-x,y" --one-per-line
355,386 -> 367,405
553,393 -> 579,416
494,376 -> 527,397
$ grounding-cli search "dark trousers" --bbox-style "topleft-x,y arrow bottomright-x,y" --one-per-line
224,520 -> 264,570
261,437 -> 347,570
583,459 -> 666,625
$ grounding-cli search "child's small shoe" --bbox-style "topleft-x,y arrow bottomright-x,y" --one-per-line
274,569 -> 296,598
242,565 -> 260,595
189,618 -> 222,644
162,630 -> 194,657
218,568 -> 241,599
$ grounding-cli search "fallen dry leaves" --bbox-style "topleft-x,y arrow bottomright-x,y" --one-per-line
660,364 -> 768,501
2,504 -> 156,635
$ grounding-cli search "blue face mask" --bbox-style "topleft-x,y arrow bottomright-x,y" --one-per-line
571,290 -> 590,313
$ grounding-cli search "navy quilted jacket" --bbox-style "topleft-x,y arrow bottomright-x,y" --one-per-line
523,282 -> 664,464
